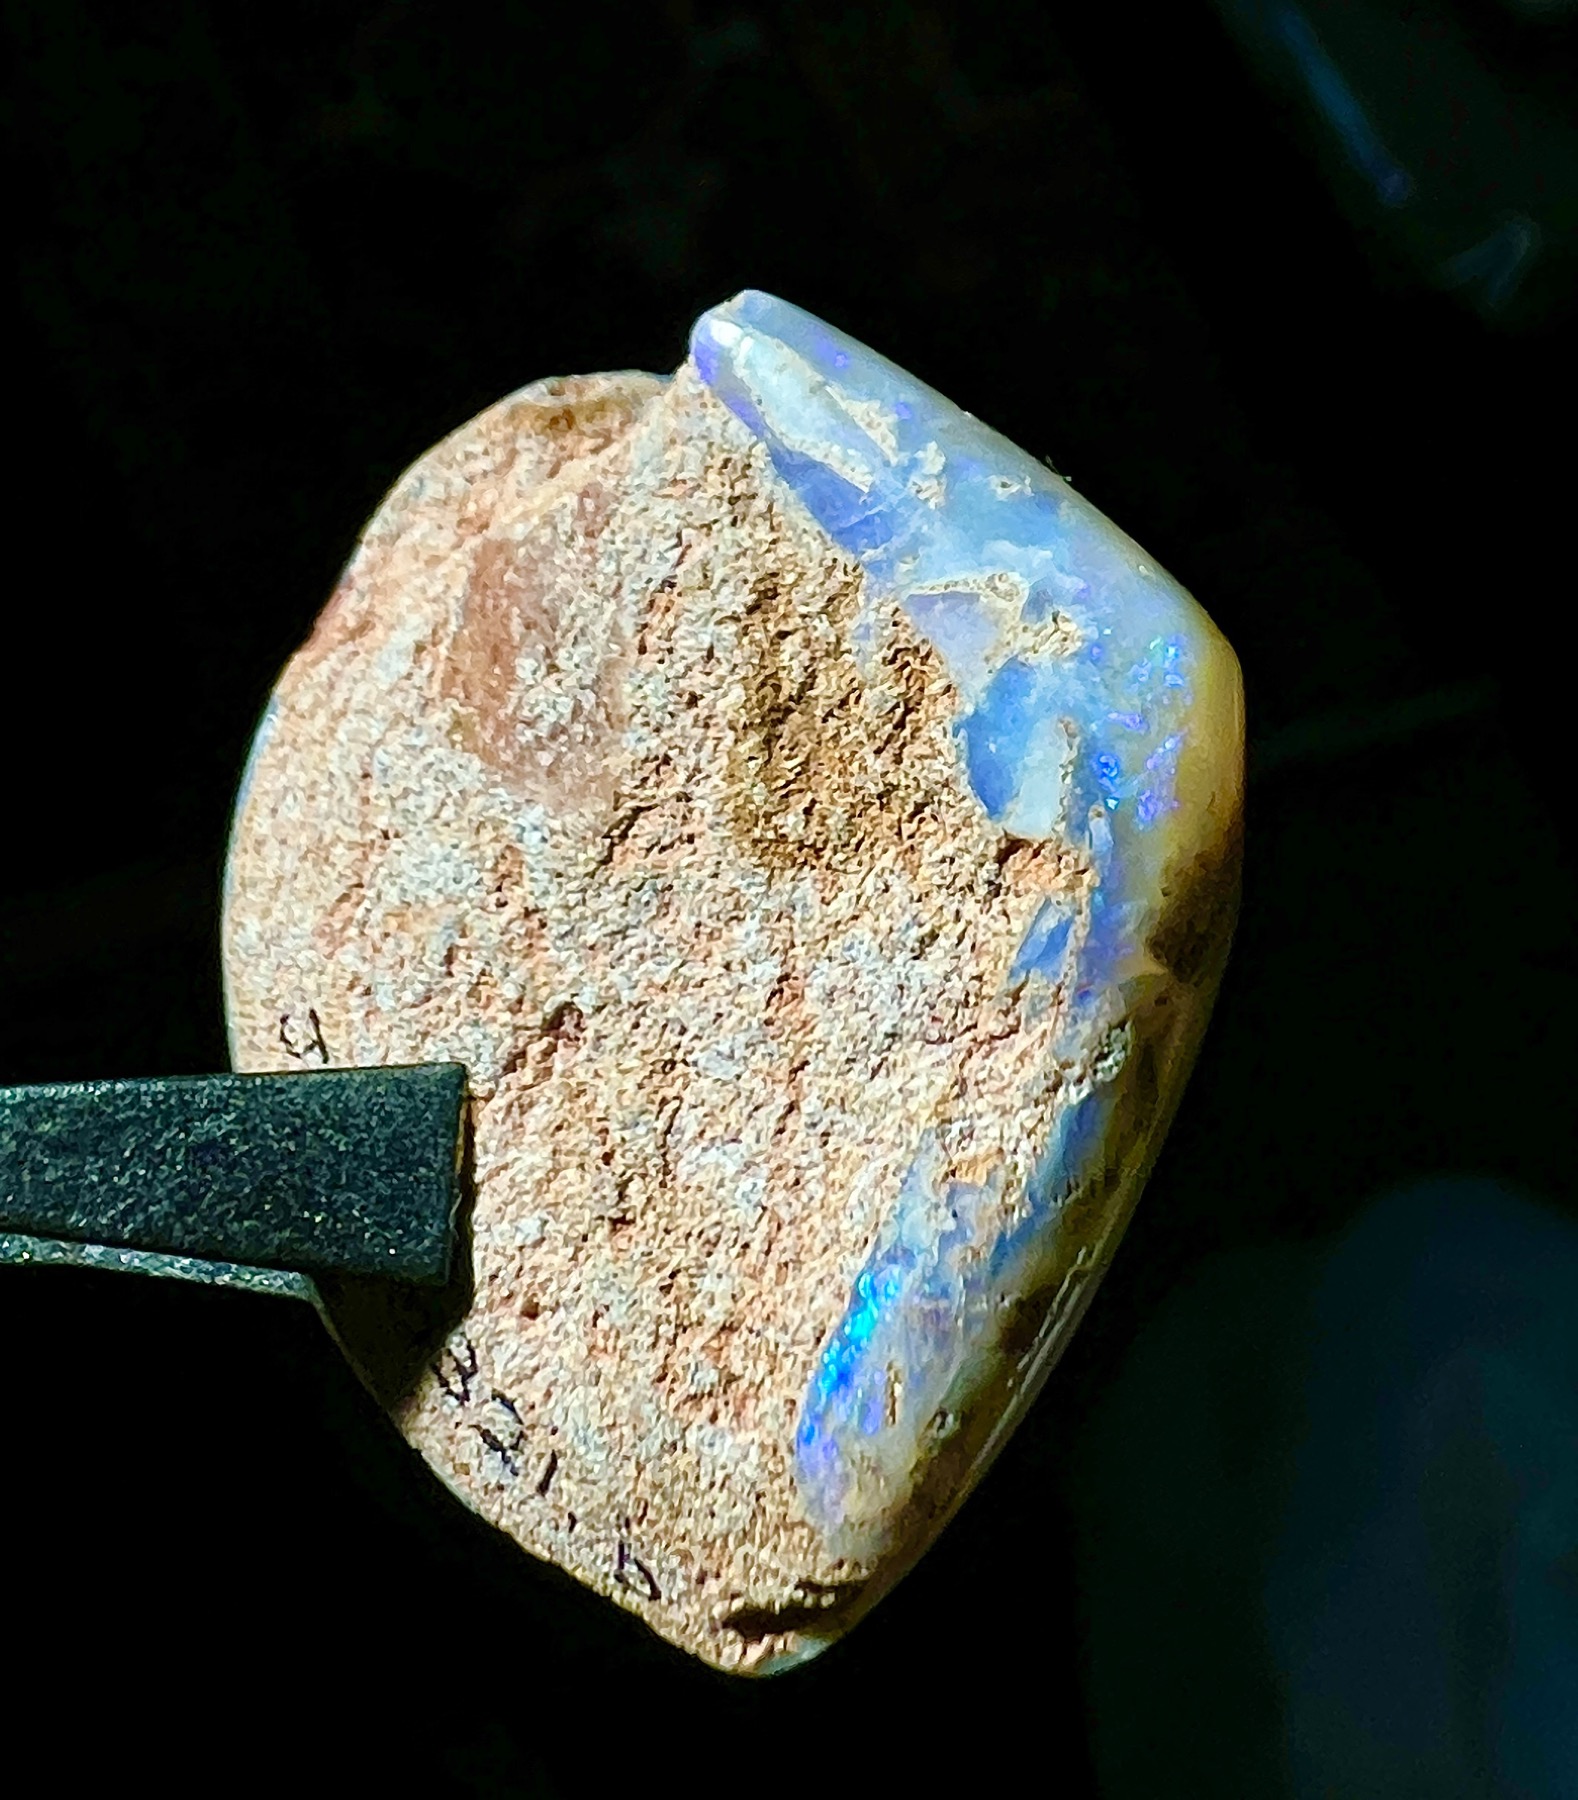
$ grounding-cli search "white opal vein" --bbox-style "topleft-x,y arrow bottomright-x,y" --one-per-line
692,292 -> 1242,1549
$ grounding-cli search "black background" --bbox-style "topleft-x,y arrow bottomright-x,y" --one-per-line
5,3 -> 1576,1792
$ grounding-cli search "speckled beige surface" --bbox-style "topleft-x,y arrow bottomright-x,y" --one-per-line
222,363 -> 1239,1670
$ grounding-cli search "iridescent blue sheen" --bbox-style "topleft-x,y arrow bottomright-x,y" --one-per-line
961,659 -> 1044,820
1010,900 -> 1074,987
690,292 -> 1202,1536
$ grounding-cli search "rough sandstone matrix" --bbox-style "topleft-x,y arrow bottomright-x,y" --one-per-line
223,323 -> 1241,1671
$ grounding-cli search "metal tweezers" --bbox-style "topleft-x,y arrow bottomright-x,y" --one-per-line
0,1064 -> 467,1306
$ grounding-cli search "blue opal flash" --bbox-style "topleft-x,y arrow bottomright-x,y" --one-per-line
691,292 -> 1223,1542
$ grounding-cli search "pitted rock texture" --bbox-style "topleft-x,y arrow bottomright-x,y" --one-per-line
222,354 -> 1240,1672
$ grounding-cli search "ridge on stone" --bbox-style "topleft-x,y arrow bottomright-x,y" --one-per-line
222,295 -> 1243,1673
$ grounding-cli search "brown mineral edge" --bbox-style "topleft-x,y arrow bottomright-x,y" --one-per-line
222,363 -> 1242,1672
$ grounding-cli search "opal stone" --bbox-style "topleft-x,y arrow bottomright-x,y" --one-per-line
221,293 -> 1241,1671
690,292 -> 1242,1554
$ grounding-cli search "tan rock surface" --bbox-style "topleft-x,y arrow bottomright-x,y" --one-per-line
222,361 -> 1231,1670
